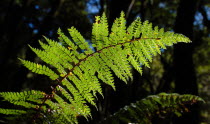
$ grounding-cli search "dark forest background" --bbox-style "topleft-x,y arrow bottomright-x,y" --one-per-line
0,0 -> 209,123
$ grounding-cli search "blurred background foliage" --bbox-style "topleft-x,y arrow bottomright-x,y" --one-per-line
0,0 -> 209,123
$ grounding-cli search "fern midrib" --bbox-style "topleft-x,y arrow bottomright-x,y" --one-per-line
60,37 -> 160,82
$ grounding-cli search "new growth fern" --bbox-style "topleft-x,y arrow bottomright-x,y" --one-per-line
0,12 -> 202,123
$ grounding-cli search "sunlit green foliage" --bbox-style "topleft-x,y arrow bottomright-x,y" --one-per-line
0,12 -> 194,123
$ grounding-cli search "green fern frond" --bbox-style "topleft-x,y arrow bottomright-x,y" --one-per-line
0,12 -> 192,123
20,12 -> 190,123
101,93 -> 204,124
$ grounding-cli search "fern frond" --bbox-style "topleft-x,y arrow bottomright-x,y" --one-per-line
22,12 -> 190,122
101,93 -> 204,124
1,12 -> 192,123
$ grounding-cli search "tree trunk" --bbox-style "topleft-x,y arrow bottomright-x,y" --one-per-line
173,0 -> 199,123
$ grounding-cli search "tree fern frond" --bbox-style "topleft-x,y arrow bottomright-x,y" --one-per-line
0,12 -> 193,123
20,12 -> 191,123
101,93 -> 204,124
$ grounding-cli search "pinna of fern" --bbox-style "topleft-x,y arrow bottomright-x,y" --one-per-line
0,12 -> 193,123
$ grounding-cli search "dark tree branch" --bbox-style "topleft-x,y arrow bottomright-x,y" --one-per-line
126,0 -> 135,19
